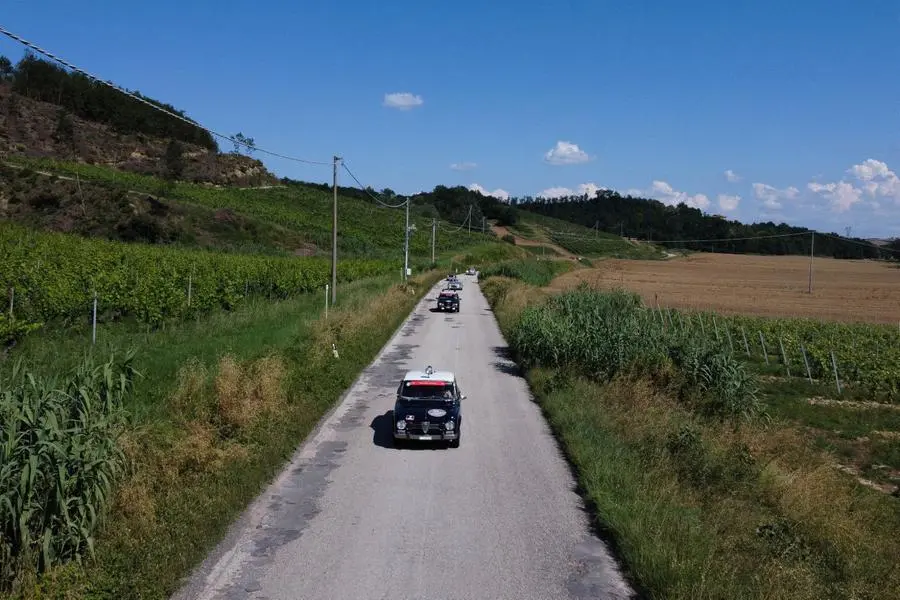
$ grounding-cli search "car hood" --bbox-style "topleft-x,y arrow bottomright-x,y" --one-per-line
394,401 -> 457,420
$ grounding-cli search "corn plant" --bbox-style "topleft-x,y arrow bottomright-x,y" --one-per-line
509,288 -> 761,423
0,351 -> 137,588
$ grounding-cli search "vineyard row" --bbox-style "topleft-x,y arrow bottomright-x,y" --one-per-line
0,224 -> 394,332
654,305 -> 900,402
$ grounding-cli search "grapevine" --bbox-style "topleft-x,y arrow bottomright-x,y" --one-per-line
0,223 -> 393,328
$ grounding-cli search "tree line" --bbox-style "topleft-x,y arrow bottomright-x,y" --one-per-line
282,179 -> 518,232
281,179 -> 898,260
0,52 -> 217,150
511,190 -> 898,259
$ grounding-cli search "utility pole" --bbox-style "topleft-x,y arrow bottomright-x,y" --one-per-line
431,218 -> 436,264
331,155 -> 340,305
807,231 -> 814,294
403,199 -> 411,281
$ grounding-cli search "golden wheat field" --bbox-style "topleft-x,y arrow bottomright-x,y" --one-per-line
548,252 -> 900,324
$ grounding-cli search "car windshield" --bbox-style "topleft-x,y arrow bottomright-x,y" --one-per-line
399,381 -> 454,400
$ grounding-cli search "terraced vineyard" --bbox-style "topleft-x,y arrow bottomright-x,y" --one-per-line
8,158 -> 489,259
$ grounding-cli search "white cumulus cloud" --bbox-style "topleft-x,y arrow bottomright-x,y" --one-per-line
468,183 -> 510,201
450,162 -> 477,171
544,141 -> 591,165
383,92 -> 424,110
625,181 -> 710,210
724,169 -> 742,183
752,183 -> 799,210
538,182 -> 604,199
647,180 -> 710,210
804,159 -> 900,214
807,181 -> 863,212
718,194 -> 741,211
847,159 -> 900,200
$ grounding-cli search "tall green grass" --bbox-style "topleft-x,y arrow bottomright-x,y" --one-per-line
0,352 -> 138,588
479,259 -> 573,287
509,287 -> 761,423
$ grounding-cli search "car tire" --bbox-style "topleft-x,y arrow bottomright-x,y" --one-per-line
449,426 -> 460,448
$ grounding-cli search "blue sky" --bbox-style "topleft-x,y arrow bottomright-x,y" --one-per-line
2,0 -> 900,237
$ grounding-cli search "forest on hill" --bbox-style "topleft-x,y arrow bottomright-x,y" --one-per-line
510,191 -> 898,259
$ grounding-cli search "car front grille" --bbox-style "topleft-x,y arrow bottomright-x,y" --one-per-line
412,421 -> 447,434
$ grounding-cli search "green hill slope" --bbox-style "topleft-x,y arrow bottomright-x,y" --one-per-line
507,210 -> 665,259
4,158 -> 491,261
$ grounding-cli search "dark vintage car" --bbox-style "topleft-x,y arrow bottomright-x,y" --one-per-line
393,366 -> 464,448
436,289 -> 460,312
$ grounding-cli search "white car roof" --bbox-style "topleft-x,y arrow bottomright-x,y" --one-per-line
402,366 -> 455,384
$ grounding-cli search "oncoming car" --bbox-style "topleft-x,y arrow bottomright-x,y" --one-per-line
393,366 -> 464,448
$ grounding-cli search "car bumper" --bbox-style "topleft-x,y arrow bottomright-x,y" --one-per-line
394,432 -> 458,441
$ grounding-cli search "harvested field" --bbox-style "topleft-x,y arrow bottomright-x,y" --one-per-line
548,252 -> 900,324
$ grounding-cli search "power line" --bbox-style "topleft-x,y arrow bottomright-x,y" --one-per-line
340,162 -> 408,208
544,229 -> 812,244
0,25 -> 331,166
438,206 -> 473,233
818,232 -> 900,255
340,162 -> 479,235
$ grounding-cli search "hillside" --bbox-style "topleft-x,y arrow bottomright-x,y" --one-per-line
0,55 -> 275,187
508,209 -> 664,259
2,157 -> 492,261
512,191 -> 899,260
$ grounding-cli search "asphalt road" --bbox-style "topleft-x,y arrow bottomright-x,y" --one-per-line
172,276 -> 634,600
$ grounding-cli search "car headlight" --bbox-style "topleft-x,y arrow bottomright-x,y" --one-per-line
396,420 -> 406,430
444,420 -> 455,431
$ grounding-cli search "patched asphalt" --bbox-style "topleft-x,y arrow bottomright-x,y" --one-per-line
171,276 -> 634,600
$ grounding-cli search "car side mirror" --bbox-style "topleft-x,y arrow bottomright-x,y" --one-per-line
461,395 -> 467,400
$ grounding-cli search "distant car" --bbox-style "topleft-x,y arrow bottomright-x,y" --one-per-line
393,365 -> 464,447
448,280 -> 463,291
466,267 -> 476,276
436,290 -> 460,312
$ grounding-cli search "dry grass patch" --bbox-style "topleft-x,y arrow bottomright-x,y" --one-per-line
215,354 -> 286,430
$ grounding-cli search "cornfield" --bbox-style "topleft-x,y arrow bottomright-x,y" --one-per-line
479,259 -> 572,287
509,287 -> 761,422
0,351 -> 137,588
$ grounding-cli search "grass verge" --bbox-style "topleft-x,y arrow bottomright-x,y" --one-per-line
481,271 -> 900,600
4,270 -> 442,599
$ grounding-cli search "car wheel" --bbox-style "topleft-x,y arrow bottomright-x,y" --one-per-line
449,426 -> 460,448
